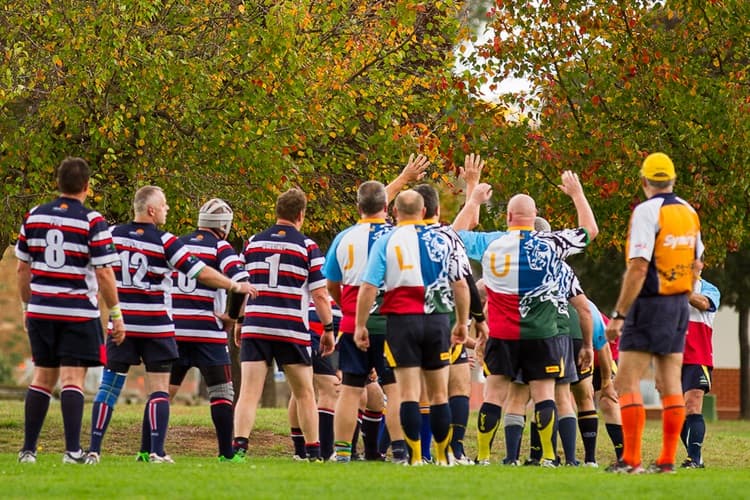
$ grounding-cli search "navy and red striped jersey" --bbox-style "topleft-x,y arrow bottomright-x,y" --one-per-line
110,222 -> 206,338
172,230 -> 249,343
240,224 -> 326,345
15,196 -> 119,322
308,298 -> 343,336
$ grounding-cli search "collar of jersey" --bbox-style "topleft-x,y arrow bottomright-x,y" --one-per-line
358,217 -> 386,223
508,225 -> 534,231
423,217 -> 439,224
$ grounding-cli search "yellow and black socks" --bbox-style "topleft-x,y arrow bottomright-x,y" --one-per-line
430,403 -> 453,465
400,401 -> 422,464
476,402 -> 501,461
534,399 -> 557,462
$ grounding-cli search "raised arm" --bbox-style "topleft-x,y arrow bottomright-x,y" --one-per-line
558,170 -> 598,241
459,153 -> 485,201
452,183 -> 493,231
385,153 -> 430,202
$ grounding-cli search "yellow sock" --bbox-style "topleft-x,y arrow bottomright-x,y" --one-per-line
405,435 -> 422,465
433,428 -> 453,465
476,420 -> 498,461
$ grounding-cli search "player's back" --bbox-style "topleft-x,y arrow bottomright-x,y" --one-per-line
241,224 -> 325,344
370,223 -> 456,315
172,230 -> 248,343
16,196 -> 118,321
111,222 -> 204,338
324,219 -> 392,332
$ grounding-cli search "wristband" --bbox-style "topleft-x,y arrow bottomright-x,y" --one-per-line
110,304 -> 123,320
323,322 -> 334,333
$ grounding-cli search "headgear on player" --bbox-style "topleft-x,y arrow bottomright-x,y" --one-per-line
198,198 -> 234,238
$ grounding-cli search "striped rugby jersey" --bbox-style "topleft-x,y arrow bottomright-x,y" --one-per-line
172,230 -> 249,343
361,222 -> 463,315
323,218 -> 392,334
459,227 -> 589,340
626,192 -> 703,296
684,278 -> 720,367
308,299 -> 343,336
110,222 -> 206,338
15,196 -> 119,322
241,224 -> 326,345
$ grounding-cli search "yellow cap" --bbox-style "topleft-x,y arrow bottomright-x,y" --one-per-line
640,152 -> 675,181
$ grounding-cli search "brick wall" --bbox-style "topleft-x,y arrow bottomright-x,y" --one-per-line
712,368 -> 740,411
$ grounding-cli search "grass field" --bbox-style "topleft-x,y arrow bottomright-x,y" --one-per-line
1,400 -> 749,499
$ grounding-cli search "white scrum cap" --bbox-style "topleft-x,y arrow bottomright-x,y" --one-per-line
534,216 -> 551,232
198,198 -> 234,237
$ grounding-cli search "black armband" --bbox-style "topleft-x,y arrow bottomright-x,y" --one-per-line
466,274 -> 487,323
323,322 -> 335,332
226,288 -> 247,320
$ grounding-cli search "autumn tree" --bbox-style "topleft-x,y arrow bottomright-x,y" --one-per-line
459,0 -> 750,416
1,0 -> 498,255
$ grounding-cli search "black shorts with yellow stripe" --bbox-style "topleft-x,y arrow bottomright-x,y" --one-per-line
682,364 -> 712,393
482,335 -> 568,382
450,343 -> 469,365
385,313 -> 450,370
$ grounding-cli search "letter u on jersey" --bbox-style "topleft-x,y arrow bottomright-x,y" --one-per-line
490,253 -> 511,277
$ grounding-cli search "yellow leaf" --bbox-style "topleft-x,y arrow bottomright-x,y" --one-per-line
52,55 -> 62,67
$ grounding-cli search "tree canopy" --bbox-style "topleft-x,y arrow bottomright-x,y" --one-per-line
458,0 -> 749,270
3,1 -> 749,277
2,0 -> 504,252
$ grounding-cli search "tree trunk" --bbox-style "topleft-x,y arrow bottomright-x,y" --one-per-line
739,307 -> 750,419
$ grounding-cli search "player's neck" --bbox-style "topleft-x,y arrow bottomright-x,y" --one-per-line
276,218 -> 300,230
60,191 -> 86,203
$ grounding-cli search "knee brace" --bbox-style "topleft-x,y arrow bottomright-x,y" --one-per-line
94,369 -> 127,407
207,382 -> 234,402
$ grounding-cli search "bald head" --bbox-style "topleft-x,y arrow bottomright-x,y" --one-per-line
507,194 -> 536,227
394,189 -> 425,222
